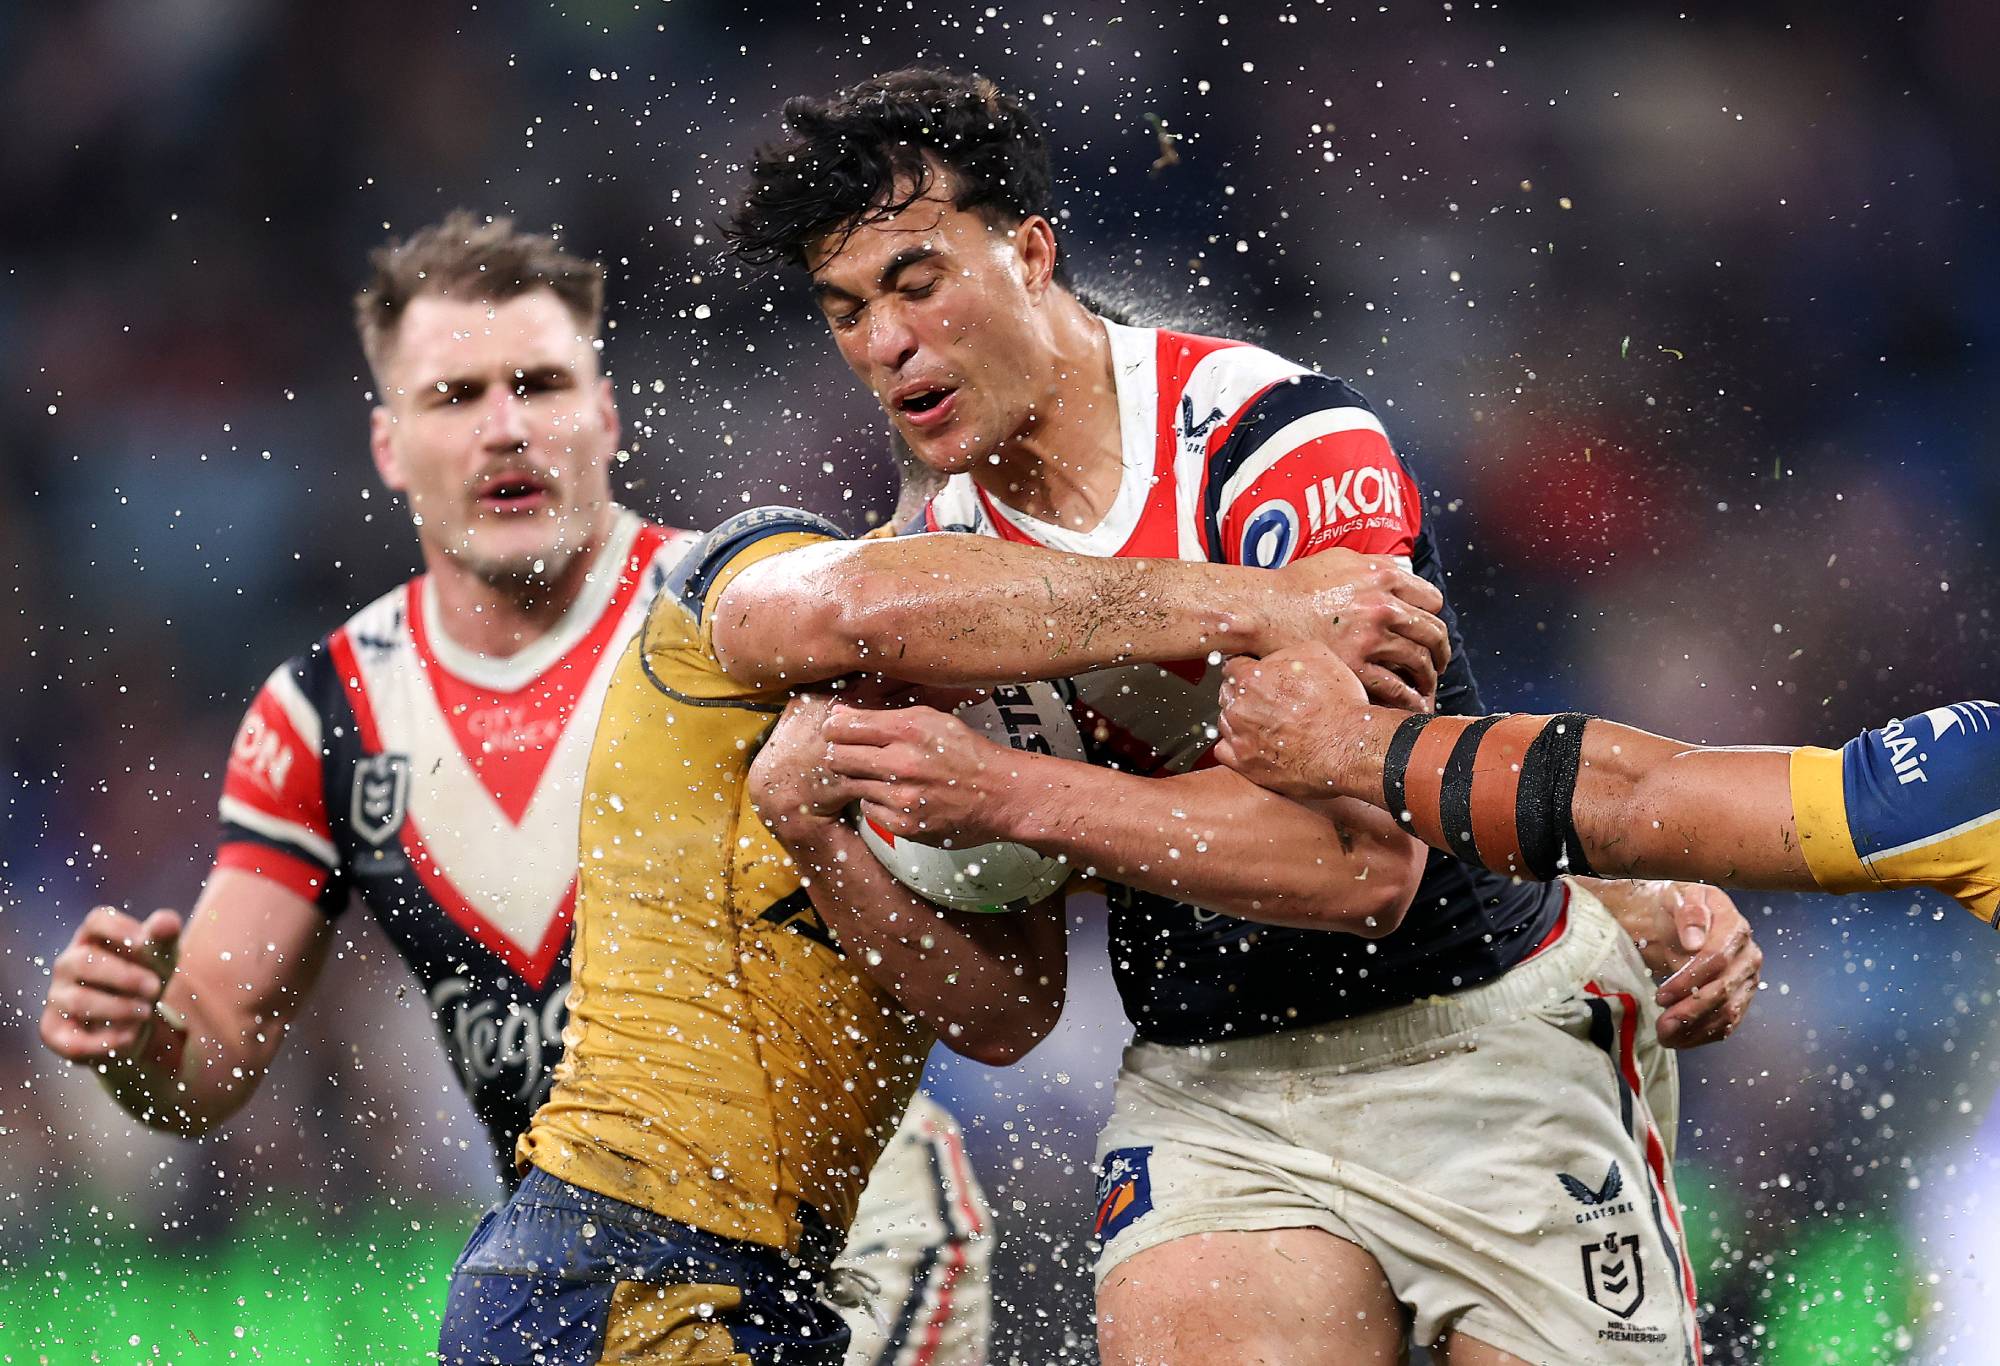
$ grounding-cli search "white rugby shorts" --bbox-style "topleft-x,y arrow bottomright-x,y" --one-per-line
836,1092 -> 993,1366
1092,883 -> 1700,1364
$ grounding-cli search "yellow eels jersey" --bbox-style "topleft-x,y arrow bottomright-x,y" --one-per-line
1791,700 -> 2000,924
520,507 -> 929,1256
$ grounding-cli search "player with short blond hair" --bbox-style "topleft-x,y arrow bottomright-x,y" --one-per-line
38,212 -> 1002,1366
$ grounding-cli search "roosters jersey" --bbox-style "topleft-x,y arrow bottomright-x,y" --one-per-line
215,509 -> 694,1178
521,508 -> 930,1254
913,318 -> 1563,1045
1792,700 -> 2000,924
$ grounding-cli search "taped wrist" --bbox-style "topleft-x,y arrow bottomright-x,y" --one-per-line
1379,711 -> 1596,880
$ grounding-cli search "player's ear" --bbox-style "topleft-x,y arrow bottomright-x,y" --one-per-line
1016,215 -> 1059,299
595,376 -> 621,448
369,405 -> 408,493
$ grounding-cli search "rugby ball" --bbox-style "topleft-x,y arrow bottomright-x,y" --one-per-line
854,682 -> 1086,913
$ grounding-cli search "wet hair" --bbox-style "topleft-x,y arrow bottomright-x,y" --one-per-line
353,211 -> 604,379
724,67 -> 1059,275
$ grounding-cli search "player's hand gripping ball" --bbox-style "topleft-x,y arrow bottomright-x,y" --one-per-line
851,682 -> 1086,913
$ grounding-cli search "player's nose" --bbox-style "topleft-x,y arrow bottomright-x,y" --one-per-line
479,389 -> 533,450
865,310 -> 919,373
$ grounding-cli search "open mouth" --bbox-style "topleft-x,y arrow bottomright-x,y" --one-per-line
475,471 -> 553,512
894,385 -> 959,428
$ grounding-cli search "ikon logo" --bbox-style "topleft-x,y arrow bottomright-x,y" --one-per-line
1303,465 -> 1404,531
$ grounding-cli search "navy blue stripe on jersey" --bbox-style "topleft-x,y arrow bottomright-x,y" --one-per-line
215,826 -> 347,913
757,889 -> 840,955
291,644 -> 358,915
1200,372 -> 1377,560
1106,490 -> 1566,1046
668,506 -> 846,622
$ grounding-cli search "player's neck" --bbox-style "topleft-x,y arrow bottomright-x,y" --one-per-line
423,509 -> 618,660
972,299 -> 1122,531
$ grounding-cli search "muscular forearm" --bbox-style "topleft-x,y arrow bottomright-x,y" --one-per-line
776,815 -> 1065,1065
714,535 -> 1277,689
1581,739 -> 1808,887
997,757 -> 1422,935
1316,709 -> 1811,888
99,977 -> 271,1137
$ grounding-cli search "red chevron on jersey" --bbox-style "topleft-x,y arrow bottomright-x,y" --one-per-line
219,511 -> 692,989
407,526 -> 671,825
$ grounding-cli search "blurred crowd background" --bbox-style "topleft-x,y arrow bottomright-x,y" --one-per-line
3,1 -> 1997,1361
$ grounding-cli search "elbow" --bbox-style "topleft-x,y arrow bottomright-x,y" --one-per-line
1297,857 -> 1421,939
1345,887 -> 1412,939
939,993 -> 1063,1068
714,564 -> 904,685
817,571 -> 929,672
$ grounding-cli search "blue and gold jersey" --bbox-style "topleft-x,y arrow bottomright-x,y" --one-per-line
1791,701 -> 2000,924
520,508 -> 930,1256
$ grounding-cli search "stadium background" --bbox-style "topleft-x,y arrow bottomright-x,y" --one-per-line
3,1 -> 1996,1361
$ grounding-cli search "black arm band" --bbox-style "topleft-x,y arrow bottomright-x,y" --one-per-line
1381,712 -> 1434,833
1516,712 -> 1595,879
1439,715 -> 1502,867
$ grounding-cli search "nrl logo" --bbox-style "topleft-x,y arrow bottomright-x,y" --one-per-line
1581,1230 -> 1646,1319
352,752 -> 411,846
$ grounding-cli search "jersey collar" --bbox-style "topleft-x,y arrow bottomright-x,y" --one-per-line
417,506 -> 643,692
969,316 -> 1157,557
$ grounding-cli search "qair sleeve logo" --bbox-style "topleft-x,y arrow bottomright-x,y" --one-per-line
1093,1146 -> 1155,1241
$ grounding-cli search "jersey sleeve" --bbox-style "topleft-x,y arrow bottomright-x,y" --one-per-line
1791,701 -> 2000,924
1203,373 -> 1422,568
645,505 -> 846,705
216,659 -> 347,913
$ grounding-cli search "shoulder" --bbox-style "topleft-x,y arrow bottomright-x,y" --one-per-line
1173,334 -> 1318,429
1196,363 -> 1412,566
662,505 -> 849,622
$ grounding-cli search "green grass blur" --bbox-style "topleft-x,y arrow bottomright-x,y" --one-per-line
0,1203 -> 480,1365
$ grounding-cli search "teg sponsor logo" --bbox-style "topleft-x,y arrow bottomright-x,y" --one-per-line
431,977 -> 568,1104
1303,465 -> 1403,533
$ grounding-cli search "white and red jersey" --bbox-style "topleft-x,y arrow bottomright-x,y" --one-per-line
910,319 -> 1566,1044
918,319 -> 1422,776
216,509 -> 695,1174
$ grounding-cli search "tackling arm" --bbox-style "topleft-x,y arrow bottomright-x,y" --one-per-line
1213,643 -> 1813,889
710,534 -> 1446,708
751,693 -> 1068,1066
820,704 -> 1426,936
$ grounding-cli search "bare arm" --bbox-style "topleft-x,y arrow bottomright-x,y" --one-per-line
40,869 -> 333,1136
711,535 -> 1447,707
1569,737 -> 1808,888
1213,643 -> 1813,889
821,704 -> 1426,936
750,694 -> 1068,1066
